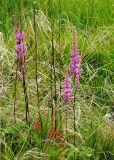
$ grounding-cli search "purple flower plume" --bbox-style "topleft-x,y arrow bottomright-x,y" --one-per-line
15,42 -> 27,59
70,32 -> 80,87
61,68 -> 72,102
14,27 -> 27,60
14,27 -> 24,42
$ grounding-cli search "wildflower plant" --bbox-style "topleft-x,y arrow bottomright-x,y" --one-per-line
13,26 -> 29,124
60,32 -> 81,158
70,32 -> 80,87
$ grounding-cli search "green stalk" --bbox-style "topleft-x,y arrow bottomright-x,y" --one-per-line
33,4 -> 39,107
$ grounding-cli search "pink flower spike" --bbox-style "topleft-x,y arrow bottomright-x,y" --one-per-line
14,27 -> 27,60
15,42 -> 27,60
14,27 -> 24,42
61,68 -> 72,102
70,32 -> 81,87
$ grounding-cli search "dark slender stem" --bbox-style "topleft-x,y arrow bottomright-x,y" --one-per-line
22,62 -> 31,144
22,64 -> 29,124
48,0 -> 57,129
13,60 -> 18,123
33,4 -> 39,107
59,0 -> 62,98
66,107 -> 68,135
58,0 -> 62,131
51,19 -> 57,130
73,80 -> 76,159
50,52 -> 54,128
54,56 -> 57,130
48,0 -> 54,126
51,21 -> 57,129
50,55 -> 53,118
59,109 -> 62,131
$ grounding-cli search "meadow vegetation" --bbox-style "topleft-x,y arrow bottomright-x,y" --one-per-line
0,0 -> 114,159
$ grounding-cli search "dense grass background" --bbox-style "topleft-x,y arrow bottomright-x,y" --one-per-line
0,0 -> 114,159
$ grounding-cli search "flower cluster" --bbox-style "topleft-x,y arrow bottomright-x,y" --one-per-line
70,33 -> 80,87
61,69 -> 72,102
14,27 -> 27,60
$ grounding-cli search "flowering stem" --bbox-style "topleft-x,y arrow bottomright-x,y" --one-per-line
50,20 -> 54,119
58,0 -> 62,131
66,106 -> 68,135
51,20 -> 57,129
22,64 -> 29,124
48,0 -> 54,128
13,60 -> 18,123
73,79 -> 76,159
58,0 -> 62,97
33,4 -> 39,107
18,0 -> 29,124
52,21 -> 57,129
